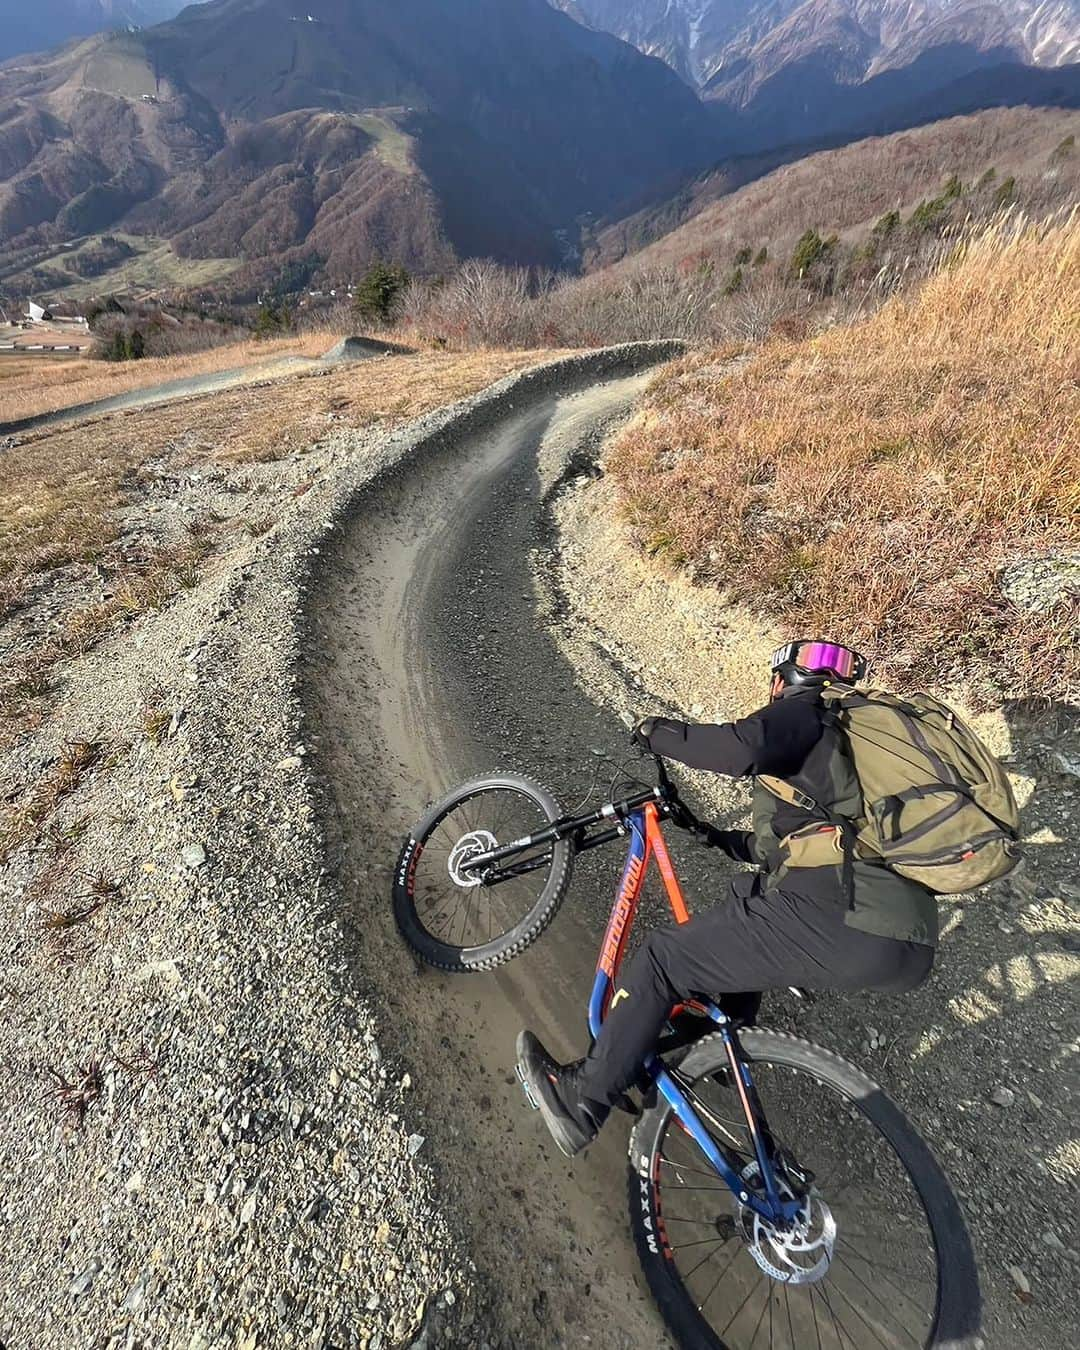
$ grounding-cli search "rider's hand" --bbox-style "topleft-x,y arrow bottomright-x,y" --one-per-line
701,827 -> 755,861
631,717 -> 657,750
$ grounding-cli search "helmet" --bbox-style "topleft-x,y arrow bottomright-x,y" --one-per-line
770,639 -> 867,698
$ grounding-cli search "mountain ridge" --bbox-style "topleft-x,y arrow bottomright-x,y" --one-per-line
0,0 -> 725,293
0,0 -> 190,63
553,0 -> 1080,93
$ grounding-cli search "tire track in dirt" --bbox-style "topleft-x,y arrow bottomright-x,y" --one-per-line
308,371 -> 677,1346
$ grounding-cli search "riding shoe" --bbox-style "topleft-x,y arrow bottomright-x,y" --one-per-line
516,1030 -> 601,1158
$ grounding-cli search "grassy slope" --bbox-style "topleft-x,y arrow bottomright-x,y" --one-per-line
595,106 -> 1080,277
0,331 -> 342,424
607,213 -> 1079,701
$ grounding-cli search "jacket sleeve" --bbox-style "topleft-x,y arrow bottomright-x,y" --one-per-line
641,698 -> 823,779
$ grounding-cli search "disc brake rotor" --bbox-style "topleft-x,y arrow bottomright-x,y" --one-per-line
737,1162 -> 836,1286
447,830 -> 498,887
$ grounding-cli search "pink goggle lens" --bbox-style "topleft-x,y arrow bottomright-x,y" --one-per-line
794,641 -> 859,679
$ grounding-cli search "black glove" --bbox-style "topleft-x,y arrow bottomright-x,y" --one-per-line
701,827 -> 756,861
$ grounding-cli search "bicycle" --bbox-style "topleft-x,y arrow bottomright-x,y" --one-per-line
393,757 -> 981,1349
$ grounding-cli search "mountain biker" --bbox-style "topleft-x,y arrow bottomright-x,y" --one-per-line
517,639 -> 938,1158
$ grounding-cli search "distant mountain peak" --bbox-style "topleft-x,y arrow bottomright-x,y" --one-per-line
552,0 -> 1080,95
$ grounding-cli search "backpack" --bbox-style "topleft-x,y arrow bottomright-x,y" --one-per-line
818,686 -> 1021,894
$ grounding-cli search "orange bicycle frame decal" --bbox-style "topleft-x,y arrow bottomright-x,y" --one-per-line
593,803 -> 692,1023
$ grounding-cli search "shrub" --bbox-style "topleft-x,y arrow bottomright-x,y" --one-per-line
353,262 -> 411,324
872,210 -> 901,238
753,246 -> 768,266
909,196 -> 950,233
994,176 -> 1017,207
254,301 -> 291,339
790,229 -> 834,276
94,327 -> 146,362
723,267 -> 743,296
734,247 -> 753,266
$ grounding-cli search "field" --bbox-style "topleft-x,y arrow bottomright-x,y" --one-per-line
0,346 -> 562,745
0,233 -> 240,302
0,331 -> 344,425
606,212 -> 1080,702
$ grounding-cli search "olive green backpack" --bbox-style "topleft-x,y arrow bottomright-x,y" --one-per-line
819,686 -> 1021,894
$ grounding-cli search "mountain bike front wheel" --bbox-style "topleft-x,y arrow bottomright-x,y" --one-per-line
393,774 -> 573,972
629,1030 -> 981,1350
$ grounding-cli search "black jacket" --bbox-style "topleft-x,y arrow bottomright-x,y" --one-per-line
640,688 -> 938,946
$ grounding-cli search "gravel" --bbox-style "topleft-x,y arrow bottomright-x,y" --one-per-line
0,343 -> 679,1348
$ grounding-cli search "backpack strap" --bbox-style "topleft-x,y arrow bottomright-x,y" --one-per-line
756,774 -> 863,911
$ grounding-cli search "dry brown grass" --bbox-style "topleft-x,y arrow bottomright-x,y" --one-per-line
0,348 -> 556,739
608,212 -> 1080,700
0,738 -> 107,864
598,106 -> 1080,277
0,330 -> 343,425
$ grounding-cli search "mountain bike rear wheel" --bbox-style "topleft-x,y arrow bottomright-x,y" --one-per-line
393,774 -> 573,972
629,1030 -> 981,1350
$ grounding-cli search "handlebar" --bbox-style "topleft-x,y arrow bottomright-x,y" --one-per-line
460,752 -> 721,880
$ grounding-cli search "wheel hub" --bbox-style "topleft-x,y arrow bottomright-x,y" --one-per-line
447,830 -> 498,887
737,1162 -> 836,1285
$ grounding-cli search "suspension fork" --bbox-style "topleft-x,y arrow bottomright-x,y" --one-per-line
655,1012 -> 798,1225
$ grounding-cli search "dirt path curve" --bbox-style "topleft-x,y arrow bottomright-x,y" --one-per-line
309,371 -> 675,1347
0,335 -> 412,436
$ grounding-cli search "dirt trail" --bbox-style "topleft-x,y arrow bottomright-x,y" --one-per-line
309,373 -> 674,1346
0,335 -> 412,436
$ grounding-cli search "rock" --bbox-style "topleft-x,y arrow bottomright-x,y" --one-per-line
69,1259 -> 101,1296
1000,550 -> 1080,615
276,756 -> 303,771
1052,749 -> 1080,779
124,1272 -> 150,1313
407,1133 -> 425,1156
1043,1230 -> 1065,1251
990,1086 -> 1016,1108
181,843 -> 208,869
1007,1265 -> 1031,1295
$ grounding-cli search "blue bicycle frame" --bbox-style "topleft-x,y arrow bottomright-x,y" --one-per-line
588,805 -> 801,1226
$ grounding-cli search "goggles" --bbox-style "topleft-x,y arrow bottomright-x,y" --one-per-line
770,639 -> 866,683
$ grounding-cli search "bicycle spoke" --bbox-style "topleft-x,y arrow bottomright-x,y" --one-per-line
826,1275 -> 898,1350
648,1043 -> 945,1350
719,1270 -> 766,1337
834,1254 -> 924,1344
817,1283 -> 859,1350
670,1234 -> 731,1252
746,1284 -> 770,1350
808,1286 -> 825,1350
659,1153 -> 730,1183
681,1234 -> 736,1281
696,1242 -> 744,1313
836,1242 -> 931,1302
663,1215 -> 728,1225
